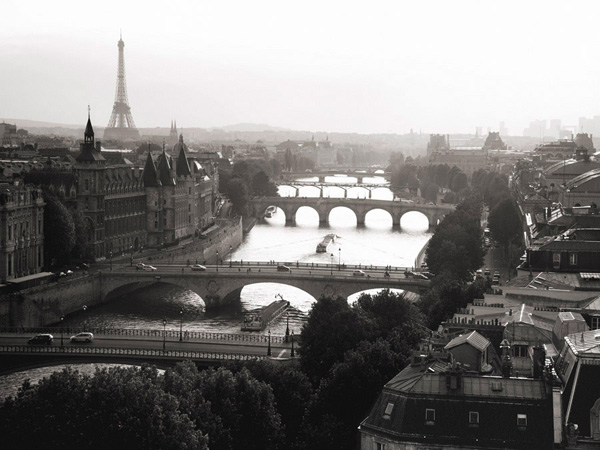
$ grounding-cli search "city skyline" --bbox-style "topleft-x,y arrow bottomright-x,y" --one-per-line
2,0 -> 600,135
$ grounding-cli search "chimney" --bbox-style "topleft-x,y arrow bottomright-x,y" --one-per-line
500,339 -> 513,378
533,345 -> 546,379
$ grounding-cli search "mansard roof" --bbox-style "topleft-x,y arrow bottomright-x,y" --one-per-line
142,151 -> 161,187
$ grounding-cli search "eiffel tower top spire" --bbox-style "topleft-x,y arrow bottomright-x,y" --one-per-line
104,33 -> 140,141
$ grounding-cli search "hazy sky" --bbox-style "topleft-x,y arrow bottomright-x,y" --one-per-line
2,0 -> 600,135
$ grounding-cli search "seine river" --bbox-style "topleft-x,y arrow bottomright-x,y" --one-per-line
0,175 -> 431,399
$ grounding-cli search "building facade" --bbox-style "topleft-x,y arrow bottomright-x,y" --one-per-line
0,181 -> 44,282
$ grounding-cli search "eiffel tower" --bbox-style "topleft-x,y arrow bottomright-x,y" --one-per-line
104,33 -> 140,141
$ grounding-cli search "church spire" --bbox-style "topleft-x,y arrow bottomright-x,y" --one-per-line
84,105 -> 94,145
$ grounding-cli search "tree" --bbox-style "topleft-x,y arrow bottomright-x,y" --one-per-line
251,170 -> 278,197
71,208 -> 91,260
225,177 -> 249,216
488,197 -> 521,248
0,365 -> 208,450
42,189 -> 76,267
299,296 -> 372,382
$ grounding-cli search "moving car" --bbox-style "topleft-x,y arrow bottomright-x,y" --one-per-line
353,270 -> 365,276
135,262 -> 146,270
28,334 -> 53,345
70,332 -> 94,343
191,264 -> 206,271
277,265 -> 291,272
484,268 -> 491,276
143,265 -> 157,272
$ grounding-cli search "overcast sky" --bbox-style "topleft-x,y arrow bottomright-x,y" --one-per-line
2,0 -> 600,135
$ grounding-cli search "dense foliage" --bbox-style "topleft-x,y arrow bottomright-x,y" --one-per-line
42,189 -> 76,267
219,158 -> 279,215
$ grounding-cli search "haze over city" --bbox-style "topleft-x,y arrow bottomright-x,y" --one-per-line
2,0 -> 600,134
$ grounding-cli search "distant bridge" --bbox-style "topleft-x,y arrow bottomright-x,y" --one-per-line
250,196 -> 455,228
278,170 -> 390,183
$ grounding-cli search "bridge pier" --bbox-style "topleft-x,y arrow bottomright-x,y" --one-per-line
357,176 -> 364,183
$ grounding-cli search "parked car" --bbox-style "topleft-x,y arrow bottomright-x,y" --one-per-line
28,334 -> 53,345
135,262 -> 146,270
143,265 -> 157,272
353,270 -> 366,276
191,264 -> 206,271
70,332 -> 94,343
199,233 -> 208,239
484,268 -> 491,276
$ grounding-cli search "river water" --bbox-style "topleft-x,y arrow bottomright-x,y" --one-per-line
0,174 -> 431,398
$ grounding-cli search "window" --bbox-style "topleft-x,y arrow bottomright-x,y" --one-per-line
553,252 -> 561,269
513,345 -> 528,357
383,402 -> 394,420
8,225 -> 11,240
85,179 -> 89,191
469,411 -> 479,426
592,316 -> 600,330
425,408 -> 435,425
517,414 -> 527,428
569,253 -> 578,266
376,443 -> 385,450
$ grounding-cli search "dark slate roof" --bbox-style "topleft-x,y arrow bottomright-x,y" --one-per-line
76,146 -> 106,162
142,152 -> 161,187
175,136 -> 192,177
157,150 -> 175,186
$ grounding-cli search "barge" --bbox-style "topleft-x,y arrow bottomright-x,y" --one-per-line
241,299 -> 290,331
316,233 -> 337,253
265,206 -> 277,218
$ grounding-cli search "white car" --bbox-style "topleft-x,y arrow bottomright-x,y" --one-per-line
70,332 -> 94,343
353,270 -> 366,276
143,265 -> 157,272
191,264 -> 206,271
135,262 -> 146,270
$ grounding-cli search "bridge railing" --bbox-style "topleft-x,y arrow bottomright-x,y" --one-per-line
0,345 -> 267,361
0,327 -> 289,344
143,259 -> 417,273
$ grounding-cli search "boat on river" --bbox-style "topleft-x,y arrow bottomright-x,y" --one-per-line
241,299 -> 290,331
316,233 -> 337,253
265,206 -> 277,218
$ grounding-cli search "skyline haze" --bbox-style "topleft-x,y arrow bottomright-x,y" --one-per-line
2,0 -> 600,135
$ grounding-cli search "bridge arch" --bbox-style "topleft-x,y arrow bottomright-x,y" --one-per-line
103,280 -> 207,309
364,208 -> 394,228
397,210 -> 431,230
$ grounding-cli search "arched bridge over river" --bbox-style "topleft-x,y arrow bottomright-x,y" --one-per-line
5,263 -> 430,327
250,196 -> 455,228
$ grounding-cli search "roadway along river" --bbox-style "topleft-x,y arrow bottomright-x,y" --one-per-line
0,175 -> 432,397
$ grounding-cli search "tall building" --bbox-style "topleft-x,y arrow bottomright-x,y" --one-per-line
0,181 -> 45,282
104,34 -> 141,142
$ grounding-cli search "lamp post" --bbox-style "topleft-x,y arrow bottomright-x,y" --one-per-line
338,247 -> 341,271
162,318 -> 167,352
267,329 -> 272,356
216,251 -> 219,272
285,312 -> 290,343
82,305 -> 87,332
60,315 -> 64,347
229,245 -> 232,267
330,253 -> 334,275
291,330 -> 295,358
130,245 -> 133,266
109,248 -> 113,271
179,309 -> 183,342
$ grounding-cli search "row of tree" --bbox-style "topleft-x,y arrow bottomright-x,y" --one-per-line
420,194 -> 487,328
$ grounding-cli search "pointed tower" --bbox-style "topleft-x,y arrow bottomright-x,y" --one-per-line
76,110 -> 107,259
169,119 -> 178,147
104,33 -> 140,141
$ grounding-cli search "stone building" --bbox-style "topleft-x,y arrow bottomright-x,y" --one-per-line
0,181 -> 44,282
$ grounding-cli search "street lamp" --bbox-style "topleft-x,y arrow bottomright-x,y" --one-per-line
330,253 -> 334,275
179,309 -> 183,342
162,318 -> 167,352
130,245 -> 133,266
82,305 -> 87,332
291,330 -> 295,358
216,251 -> 219,272
229,245 -> 232,267
338,247 -> 341,271
285,312 -> 290,343
109,248 -> 113,271
60,315 -> 64,347
267,329 -> 272,356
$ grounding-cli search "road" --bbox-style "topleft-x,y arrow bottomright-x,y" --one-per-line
0,334 -> 295,359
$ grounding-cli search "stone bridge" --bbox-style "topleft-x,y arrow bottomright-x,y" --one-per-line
4,267 -> 430,326
278,171 -> 390,184
250,196 -> 455,228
